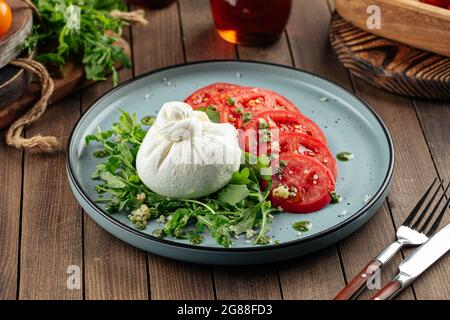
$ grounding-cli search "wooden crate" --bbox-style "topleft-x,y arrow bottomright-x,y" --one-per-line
335,0 -> 450,57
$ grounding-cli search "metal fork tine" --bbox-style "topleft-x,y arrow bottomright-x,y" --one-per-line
419,182 -> 450,235
412,179 -> 444,229
426,192 -> 450,237
403,177 -> 438,227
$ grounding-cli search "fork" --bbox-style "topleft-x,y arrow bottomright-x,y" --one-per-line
334,177 -> 449,300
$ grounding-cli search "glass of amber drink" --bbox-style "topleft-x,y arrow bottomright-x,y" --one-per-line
210,0 -> 292,46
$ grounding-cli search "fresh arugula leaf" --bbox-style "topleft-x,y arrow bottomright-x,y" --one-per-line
218,184 -> 250,206
99,171 -> 127,189
141,116 -> 156,126
230,167 -> 251,185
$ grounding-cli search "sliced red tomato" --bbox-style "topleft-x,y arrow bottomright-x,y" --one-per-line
184,83 -> 240,110
270,154 -> 336,213
214,87 -> 301,128
244,110 -> 327,147
279,132 -> 338,179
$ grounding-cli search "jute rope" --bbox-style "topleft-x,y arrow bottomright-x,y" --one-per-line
6,59 -> 57,152
110,9 -> 148,25
22,0 -> 41,21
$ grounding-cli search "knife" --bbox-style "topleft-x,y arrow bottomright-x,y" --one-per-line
371,223 -> 450,300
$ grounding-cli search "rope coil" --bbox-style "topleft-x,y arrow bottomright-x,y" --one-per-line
110,9 -> 148,26
6,59 -> 57,152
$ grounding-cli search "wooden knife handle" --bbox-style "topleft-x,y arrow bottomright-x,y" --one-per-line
334,260 -> 382,300
371,280 -> 402,300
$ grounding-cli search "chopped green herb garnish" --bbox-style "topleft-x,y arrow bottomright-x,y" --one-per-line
141,116 -> 156,126
319,96 -> 329,103
152,229 -> 165,238
258,118 -> 268,129
93,150 -> 110,158
292,221 -> 312,233
336,151 -> 354,162
197,105 -> 221,123
243,112 -> 253,123
226,97 -> 236,106
330,192 -> 343,204
188,232 -> 204,245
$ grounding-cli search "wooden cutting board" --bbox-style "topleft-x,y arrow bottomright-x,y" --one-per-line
329,13 -> 450,100
0,33 -> 131,129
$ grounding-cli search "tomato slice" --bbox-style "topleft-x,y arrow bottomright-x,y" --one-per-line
245,110 -> 327,146
270,154 -> 336,213
215,87 -> 301,128
279,132 -> 338,179
184,83 -> 240,110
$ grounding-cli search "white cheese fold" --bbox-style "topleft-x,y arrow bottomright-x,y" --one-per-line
136,102 -> 242,199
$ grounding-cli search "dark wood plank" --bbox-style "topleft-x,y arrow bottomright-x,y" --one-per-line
412,100 -> 450,300
19,95 -> 83,299
214,266 -> 281,300
278,0 -> 349,300
285,0 -> 429,300
286,0 -> 352,91
178,0 -> 284,300
81,28 -> 150,300
131,2 -> 215,300
0,138 -> 22,300
149,257 -> 216,300
238,33 -> 293,66
349,78 -> 439,300
338,203 -> 414,300
280,247 -> 344,300
214,34 -> 293,302
323,0 -> 427,300
83,217 -> 150,300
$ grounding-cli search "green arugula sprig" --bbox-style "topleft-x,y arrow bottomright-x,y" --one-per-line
87,110 -> 279,247
24,0 -> 131,86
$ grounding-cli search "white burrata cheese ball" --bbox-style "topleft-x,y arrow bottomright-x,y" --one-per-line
136,101 -> 242,199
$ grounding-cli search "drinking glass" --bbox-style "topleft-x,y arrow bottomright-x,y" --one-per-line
210,0 -> 292,46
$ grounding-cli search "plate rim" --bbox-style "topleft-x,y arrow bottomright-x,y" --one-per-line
66,59 -> 395,253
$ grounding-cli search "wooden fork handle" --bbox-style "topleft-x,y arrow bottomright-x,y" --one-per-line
371,280 -> 402,300
334,260 -> 382,300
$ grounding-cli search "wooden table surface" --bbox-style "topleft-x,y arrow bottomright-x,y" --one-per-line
1,0 -> 449,300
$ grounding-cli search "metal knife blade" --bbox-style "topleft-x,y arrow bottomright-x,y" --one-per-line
399,224 -> 450,279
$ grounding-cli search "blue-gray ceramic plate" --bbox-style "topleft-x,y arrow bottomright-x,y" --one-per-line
67,61 -> 394,265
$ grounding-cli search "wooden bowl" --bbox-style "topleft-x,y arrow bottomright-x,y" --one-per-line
0,0 -> 33,69
335,0 -> 450,58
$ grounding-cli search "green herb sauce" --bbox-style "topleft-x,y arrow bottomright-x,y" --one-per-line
243,112 -> 253,123
336,151 -> 354,162
141,116 -> 156,126
292,221 -> 312,233
330,192 -> 343,204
